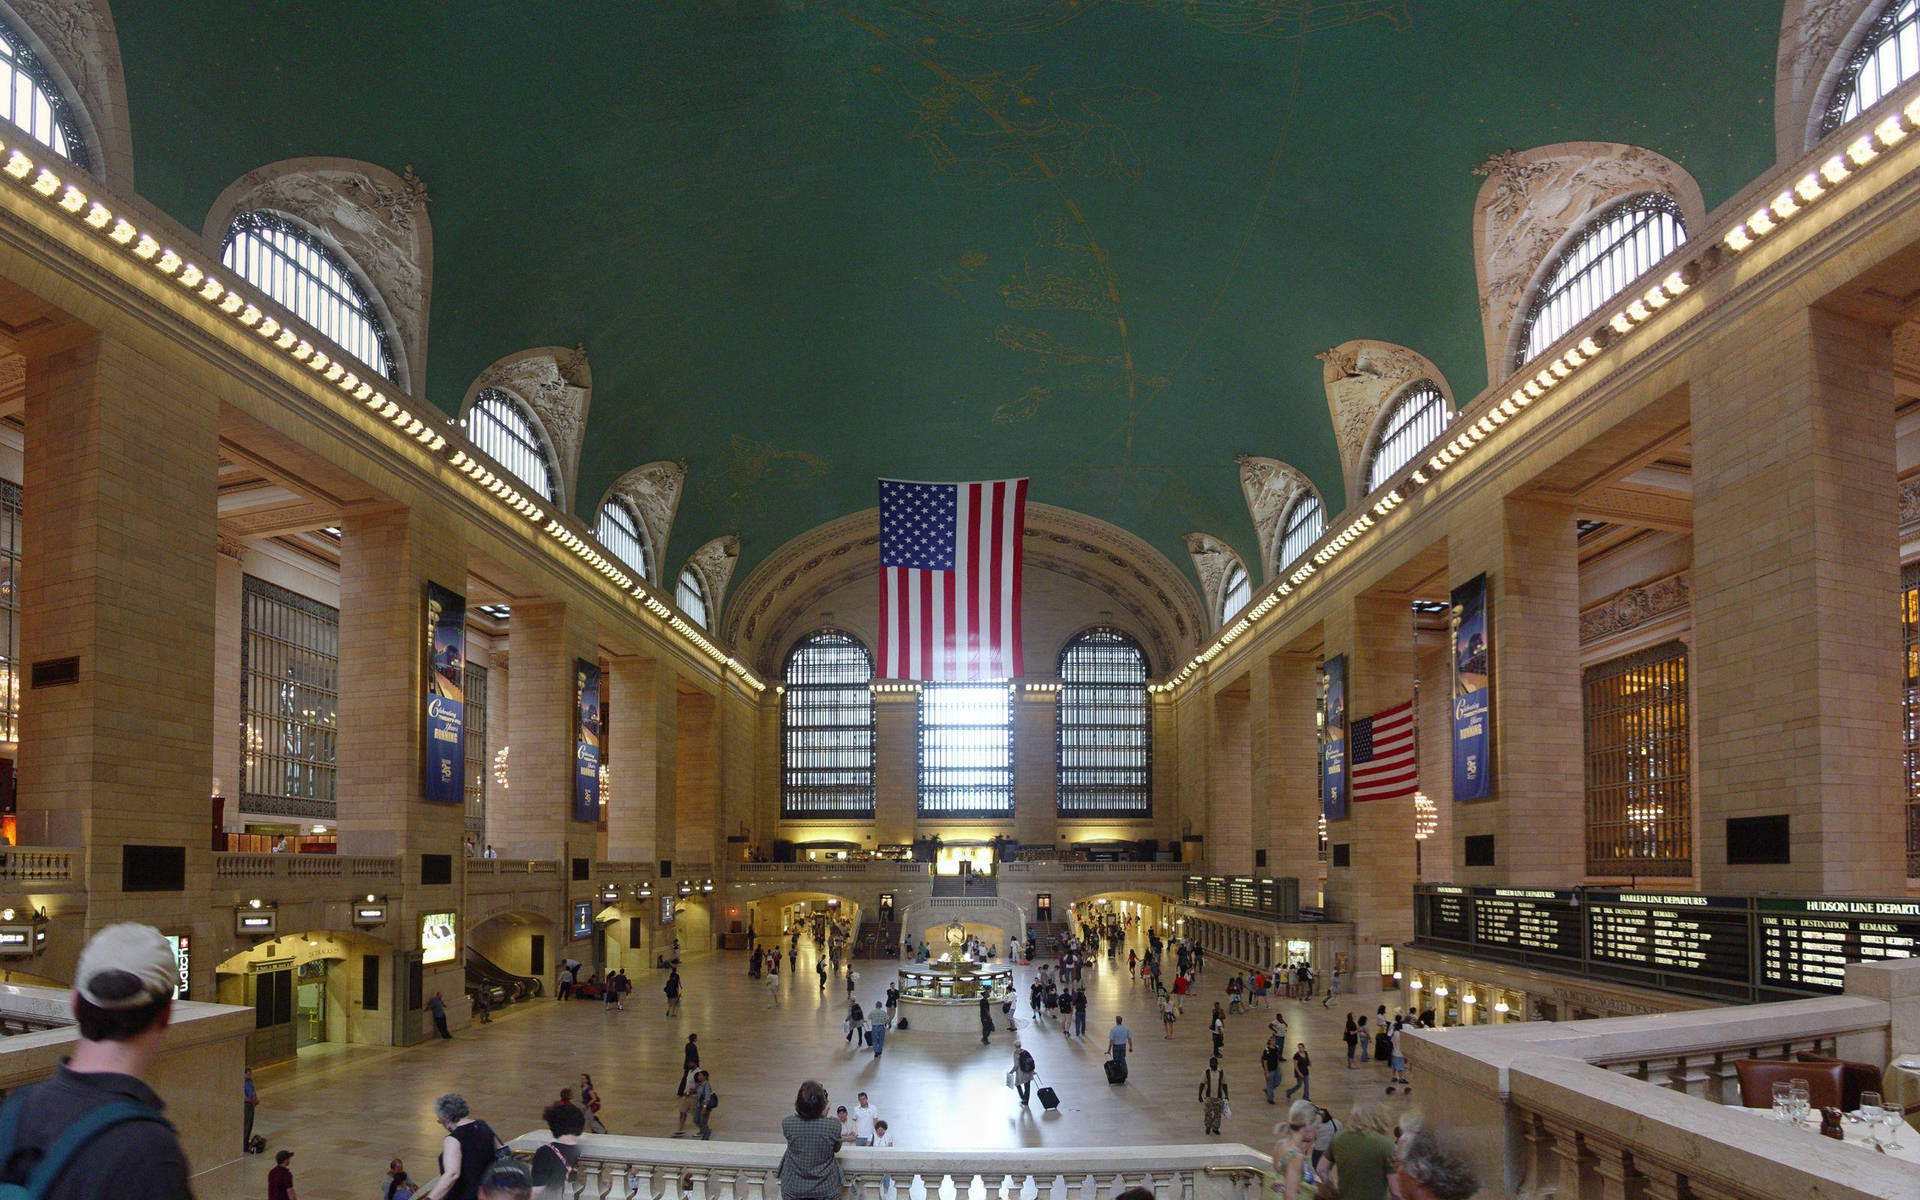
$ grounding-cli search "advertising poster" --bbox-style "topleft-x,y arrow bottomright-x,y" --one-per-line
1451,573 -> 1493,801
1322,654 -> 1348,822
421,912 -> 457,965
574,659 -> 601,823
423,582 -> 467,806
572,900 -> 593,941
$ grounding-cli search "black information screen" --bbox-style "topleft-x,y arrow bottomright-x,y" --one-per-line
1227,877 -> 1261,912
1758,899 -> 1920,993
1586,892 -> 1751,985
1425,889 -> 1470,942
1470,889 -> 1580,959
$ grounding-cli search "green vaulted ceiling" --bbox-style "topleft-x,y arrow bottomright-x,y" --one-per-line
113,2 -> 1780,588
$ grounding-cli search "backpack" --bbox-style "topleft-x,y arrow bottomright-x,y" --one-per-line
1017,1050 -> 1035,1074
0,1092 -> 172,1199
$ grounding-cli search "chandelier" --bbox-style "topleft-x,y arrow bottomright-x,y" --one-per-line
492,745 -> 509,790
1413,791 -> 1436,841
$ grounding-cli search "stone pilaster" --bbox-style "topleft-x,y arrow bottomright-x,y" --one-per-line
1014,689 -> 1057,850
674,686 -> 719,867
606,655 -> 675,866
499,600 -> 598,864
1207,680 -> 1253,874
872,691 -> 918,846
1255,648 -> 1323,896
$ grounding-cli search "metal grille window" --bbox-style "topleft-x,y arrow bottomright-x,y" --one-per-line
464,663 -> 488,836
0,20 -> 85,167
918,681 -> 1014,817
1825,0 -> 1920,135
0,482 -> 18,742
1583,640 -> 1690,876
1518,194 -> 1686,369
240,576 -> 340,819
1057,628 -> 1151,817
596,499 -> 654,582
1278,493 -> 1325,572
1365,382 -> 1452,494
1220,561 -> 1251,623
222,211 -> 394,382
782,630 -> 876,818
466,389 -> 558,503
1904,564 -> 1920,875
677,568 -> 709,629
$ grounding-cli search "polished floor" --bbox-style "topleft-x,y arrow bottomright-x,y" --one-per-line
213,936 -> 1414,1199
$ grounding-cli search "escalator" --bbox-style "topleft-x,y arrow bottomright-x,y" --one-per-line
465,946 -> 543,1010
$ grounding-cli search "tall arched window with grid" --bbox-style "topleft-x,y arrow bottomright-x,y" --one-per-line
1220,561 -> 1251,624
782,630 -> 876,819
1516,194 -> 1686,370
465,389 -> 559,504
1056,628 -> 1151,817
1823,0 -> 1920,136
0,17 -> 86,168
918,681 -> 1013,817
676,567 -> 709,629
595,498 -> 655,583
1364,382 -> 1451,495
222,211 -> 395,382
1277,492 -> 1325,572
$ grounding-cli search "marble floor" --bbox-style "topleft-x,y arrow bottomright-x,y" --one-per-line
208,937 -> 1415,1199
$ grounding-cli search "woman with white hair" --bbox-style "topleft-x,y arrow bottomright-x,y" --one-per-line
1270,1100 -> 1320,1200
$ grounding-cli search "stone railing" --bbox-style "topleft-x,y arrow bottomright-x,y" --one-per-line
1001,861 -> 1190,876
467,858 -> 560,875
0,848 -> 71,882
215,852 -> 401,880
1409,961 -> 1918,1198
502,1133 -> 1270,1200
595,860 -> 657,878
733,862 -> 932,878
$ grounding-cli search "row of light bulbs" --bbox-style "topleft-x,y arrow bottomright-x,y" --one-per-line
1151,92 -> 1918,698
0,139 -> 766,694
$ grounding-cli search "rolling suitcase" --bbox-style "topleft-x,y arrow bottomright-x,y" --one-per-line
1104,1058 -> 1127,1085
1037,1086 -> 1061,1110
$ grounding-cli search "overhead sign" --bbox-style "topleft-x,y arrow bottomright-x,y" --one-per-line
0,926 -> 31,956
421,911 -> 457,965
235,910 -> 277,936
423,582 -> 467,806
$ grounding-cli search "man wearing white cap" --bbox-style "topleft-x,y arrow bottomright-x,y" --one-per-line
0,922 -> 191,1198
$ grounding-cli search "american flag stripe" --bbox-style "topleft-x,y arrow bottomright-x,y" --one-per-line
878,478 -> 1027,680
1351,701 -> 1417,803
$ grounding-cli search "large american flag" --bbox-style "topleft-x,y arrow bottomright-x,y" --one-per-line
878,478 -> 1027,680
1350,701 -> 1417,803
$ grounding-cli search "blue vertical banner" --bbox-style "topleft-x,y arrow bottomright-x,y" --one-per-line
1451,573 -> 1493,801
1322,653 -> 1348,821
422,582 -> 466,806
574,659 -> 601,823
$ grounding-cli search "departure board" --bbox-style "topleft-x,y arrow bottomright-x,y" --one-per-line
1227,876 -> 1261,912
1425,887 -> 1470,942
1758,898 -> 1920,994
1470,889 -> 1581,959
1586,892 -> 1751,984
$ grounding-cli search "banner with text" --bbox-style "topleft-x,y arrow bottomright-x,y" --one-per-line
574,659 -> 601,823
1450,573 -> 1492,801
423,582 -> 466,806
1322,653 -> 1348,821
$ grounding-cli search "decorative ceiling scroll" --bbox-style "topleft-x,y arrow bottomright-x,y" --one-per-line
1316,339 -> 1450,507
1184,532 -> 1244,631
601,460 -> 686,580
464,346 -> 592,514
202,157 -> 434,394
685,535 -> 740,626
1471,142 -> 1704,382
1235,455 -> 1316,582
2,0 -> 135,185
1776,0 -> 1881,157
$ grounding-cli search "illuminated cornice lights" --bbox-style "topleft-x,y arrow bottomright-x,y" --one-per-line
1726,97 -> 1920,253
0,131 -> 765,694
870,682 -> 922,694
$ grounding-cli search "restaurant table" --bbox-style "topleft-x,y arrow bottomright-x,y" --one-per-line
1726,1106 -> 1920,1163
1887,1055 -> 1920,1126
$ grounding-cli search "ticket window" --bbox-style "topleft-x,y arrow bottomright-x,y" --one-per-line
1285,939 -> 1312,969
935,846 -> 995,876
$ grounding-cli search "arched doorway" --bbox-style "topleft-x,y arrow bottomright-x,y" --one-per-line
215,928 -> 393,1065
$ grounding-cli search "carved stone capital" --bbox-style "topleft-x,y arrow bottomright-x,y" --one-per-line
1579,571 -> 1690,646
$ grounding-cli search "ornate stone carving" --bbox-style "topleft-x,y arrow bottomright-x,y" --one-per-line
1900,477 -> 1920,528
1579,571 -> 1691,646
601,461 -> 686,579
216,533 -> 249,561
2,0 -> 134,184
1471,143 -> 1705,381
1185,532 -> 1245,630
467,347 -> 593,512
1776,0 -> 1878,156
1317,340 -> 1451,504
686,536 -> 740,625
1236,455 -> 1318,582
202,158 -> 434,392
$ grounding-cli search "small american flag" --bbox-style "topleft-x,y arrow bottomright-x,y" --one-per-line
878,478 -> 1027,680
1350,701 -> 1417,803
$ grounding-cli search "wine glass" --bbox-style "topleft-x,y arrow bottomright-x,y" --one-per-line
1860,1091 -> 1883,1144
1883,1100 -> 1904,1146
1772,1081 -> 1792,1120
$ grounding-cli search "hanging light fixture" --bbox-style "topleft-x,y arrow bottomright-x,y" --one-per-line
492,745 -> 510,790
1413,792 -> 1436,841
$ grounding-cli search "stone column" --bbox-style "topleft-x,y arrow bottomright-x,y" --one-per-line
1692,303 -> 1902,894
873,691 -> 918,846
674,686 -> 719,867
1446,495 -> 1584,886
1207,680 -> 1253,874
606,655 -> 674,866
499,600 -> 598,864
1255,648 -> 1323,898
1014,689 -> 1056,850
211,540 -> 245,832
1321,593 -> 1417,987
17,332 -> 218,945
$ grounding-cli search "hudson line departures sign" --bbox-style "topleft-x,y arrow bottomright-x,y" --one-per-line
423,582 -> 466,806
1450,573 -> 1492,801
574,659 -> 601,823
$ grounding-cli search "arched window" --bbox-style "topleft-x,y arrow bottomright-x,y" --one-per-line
1220,560 -> 1251,622
0,17 -> 86,167
1277,492 -> 1325,572
1515,193 -> 1686,370
222,211 -> 395,381
918,681 -> 1013,816
1364,382 -> 1451,494
783,630 -> 876,819
1823,0 -> 1920,136
676,567 -> 709,629
465,388 -> 558,504
1057,628 -> 1151,817
595,498 -> 654,582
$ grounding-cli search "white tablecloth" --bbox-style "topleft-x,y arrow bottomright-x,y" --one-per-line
1726,1106 -> 1920,1164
